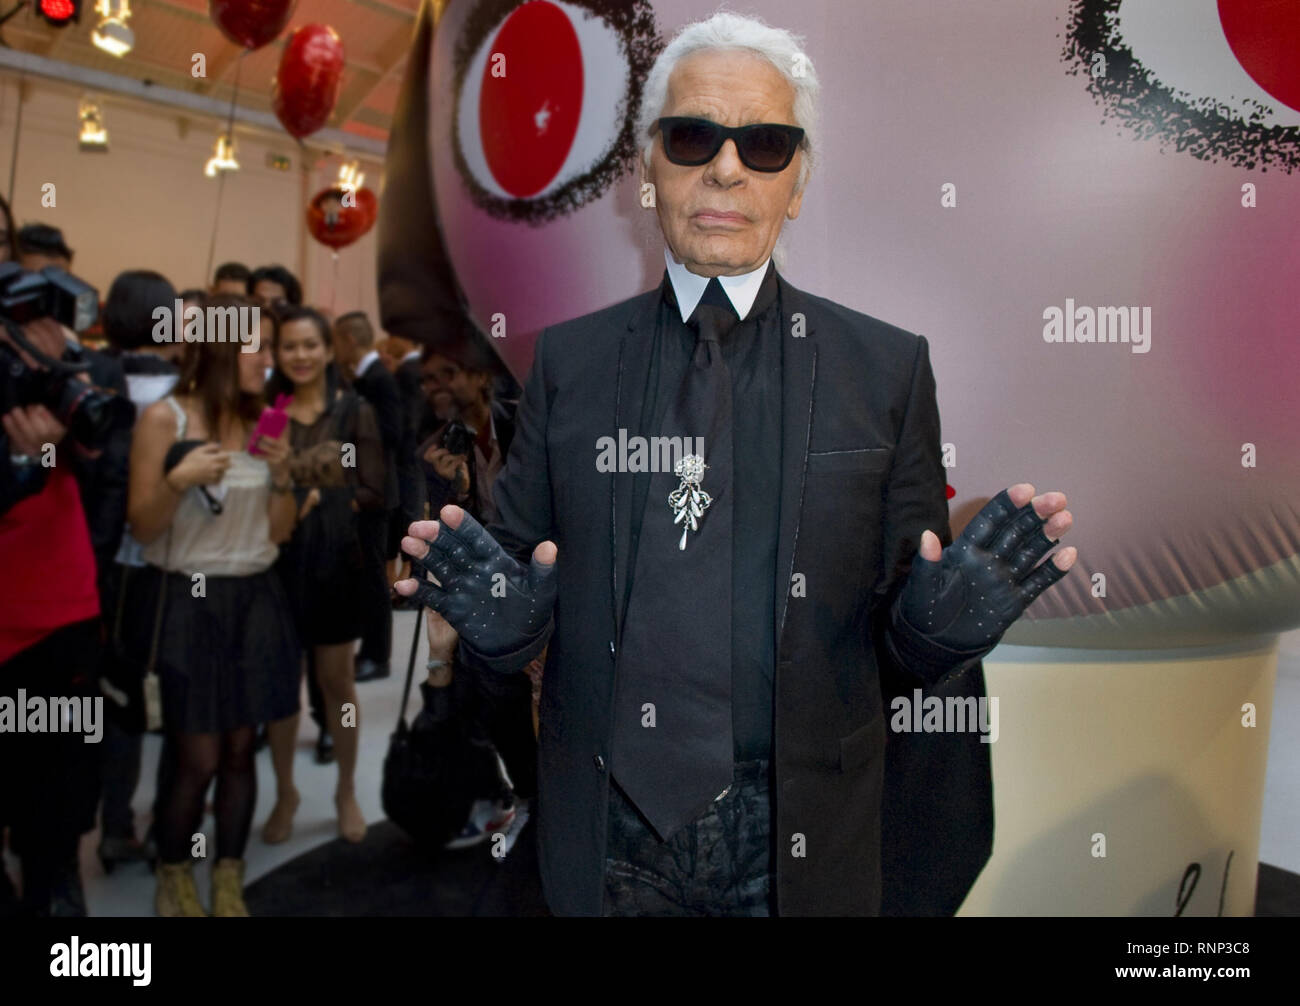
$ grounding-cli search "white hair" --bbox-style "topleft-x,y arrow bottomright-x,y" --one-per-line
637,9 -> 820,192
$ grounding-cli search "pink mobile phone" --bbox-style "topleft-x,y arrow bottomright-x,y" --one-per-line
248,393 -> 292,455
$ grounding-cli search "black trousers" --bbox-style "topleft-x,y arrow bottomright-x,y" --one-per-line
99,716 -> 140,838
0,619 -> 102,911
462,651 -> 537,801
97,562 -> 150,839
602,759 -> 775,916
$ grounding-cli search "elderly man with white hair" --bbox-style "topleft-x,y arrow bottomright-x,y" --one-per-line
398,10 -> 1076,917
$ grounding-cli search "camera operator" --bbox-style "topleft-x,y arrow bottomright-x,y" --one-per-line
0,314 -> 119,916
1,253 -> 134,628
15,223 -> 73,274
414,335 -> 536,849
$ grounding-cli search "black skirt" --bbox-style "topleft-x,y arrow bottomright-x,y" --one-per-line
132,565 -> 302,733
275,487 -> 369,646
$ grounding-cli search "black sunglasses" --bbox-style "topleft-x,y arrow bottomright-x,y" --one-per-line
656,116 -> 805,173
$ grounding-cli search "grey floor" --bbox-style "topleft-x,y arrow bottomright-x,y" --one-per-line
74,609 -> 431,916
45,618 -> 1300,915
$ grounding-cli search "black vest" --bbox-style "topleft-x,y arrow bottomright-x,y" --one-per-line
622,263 -> 783,761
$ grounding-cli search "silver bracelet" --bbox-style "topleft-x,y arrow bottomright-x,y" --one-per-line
426,658 -> 449,671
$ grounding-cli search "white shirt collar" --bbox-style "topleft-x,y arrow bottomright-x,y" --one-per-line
402,349 -> 421,363
663,246 -> 771,324
356,349 -> 380,377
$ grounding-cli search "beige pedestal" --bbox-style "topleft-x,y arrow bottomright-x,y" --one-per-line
957,636 -> 1278,916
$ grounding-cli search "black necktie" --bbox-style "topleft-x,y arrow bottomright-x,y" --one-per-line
612,277 -> 738,840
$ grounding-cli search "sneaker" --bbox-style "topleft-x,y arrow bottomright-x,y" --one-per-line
354,659 -> 391,683
443,796 -> 517,851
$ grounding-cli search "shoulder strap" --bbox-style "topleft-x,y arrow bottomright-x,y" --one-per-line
111,563 -> 132,649
145,528 -> 173,674
396,598 -> 424,730
164,395 -> 187,438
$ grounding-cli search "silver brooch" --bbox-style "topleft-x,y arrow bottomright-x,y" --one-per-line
668,453 -> 712,550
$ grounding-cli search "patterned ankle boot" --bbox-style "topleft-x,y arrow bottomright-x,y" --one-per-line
211,858 -> 250,917
155,861 -> 207,917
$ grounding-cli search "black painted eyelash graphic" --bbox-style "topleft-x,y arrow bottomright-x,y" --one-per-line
450,0 -> 663,225
1060,0 -> 1300,174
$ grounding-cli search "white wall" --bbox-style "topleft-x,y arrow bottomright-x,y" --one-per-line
0,72 -> 385,326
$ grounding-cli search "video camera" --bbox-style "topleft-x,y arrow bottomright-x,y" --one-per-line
0,262 -> 132,449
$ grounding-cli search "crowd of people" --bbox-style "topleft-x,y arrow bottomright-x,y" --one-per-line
0,203 -> 537,917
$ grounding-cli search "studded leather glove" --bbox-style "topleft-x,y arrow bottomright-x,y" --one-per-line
889,488 -> 1072,681
407,508 -> 557,673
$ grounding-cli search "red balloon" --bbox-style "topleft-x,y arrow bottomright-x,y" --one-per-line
307,187 -> 377,250
209,0 -> 295,51
272,24 -> 344,139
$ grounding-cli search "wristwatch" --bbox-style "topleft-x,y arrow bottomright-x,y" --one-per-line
7,452 -> 47,498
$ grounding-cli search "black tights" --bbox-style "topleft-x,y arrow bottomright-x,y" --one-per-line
159,728 -> 256,864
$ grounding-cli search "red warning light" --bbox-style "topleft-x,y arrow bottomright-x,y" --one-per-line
36,0 -> 80,28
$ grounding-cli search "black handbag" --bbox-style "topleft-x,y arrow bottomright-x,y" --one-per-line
293,392 -> 366,583
381,603 -> 500,850
100,514 -> 176,736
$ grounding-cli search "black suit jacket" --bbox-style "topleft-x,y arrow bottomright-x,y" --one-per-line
393,357 -> 424,520
467,270 -> 994,916
352,358 -> 403,512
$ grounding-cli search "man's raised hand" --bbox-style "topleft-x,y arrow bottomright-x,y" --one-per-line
897,483 -> 1077,652
395,505 -> 558,660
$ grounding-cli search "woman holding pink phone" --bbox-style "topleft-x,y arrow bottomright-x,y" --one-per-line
261,305 -> 385,846
127,295 -> 299,916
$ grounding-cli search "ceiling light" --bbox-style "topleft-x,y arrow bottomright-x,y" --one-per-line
78,98 -> 108,150
337,159 -> 365,192
91,1 -> 133,57
204,132 -> 239,177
